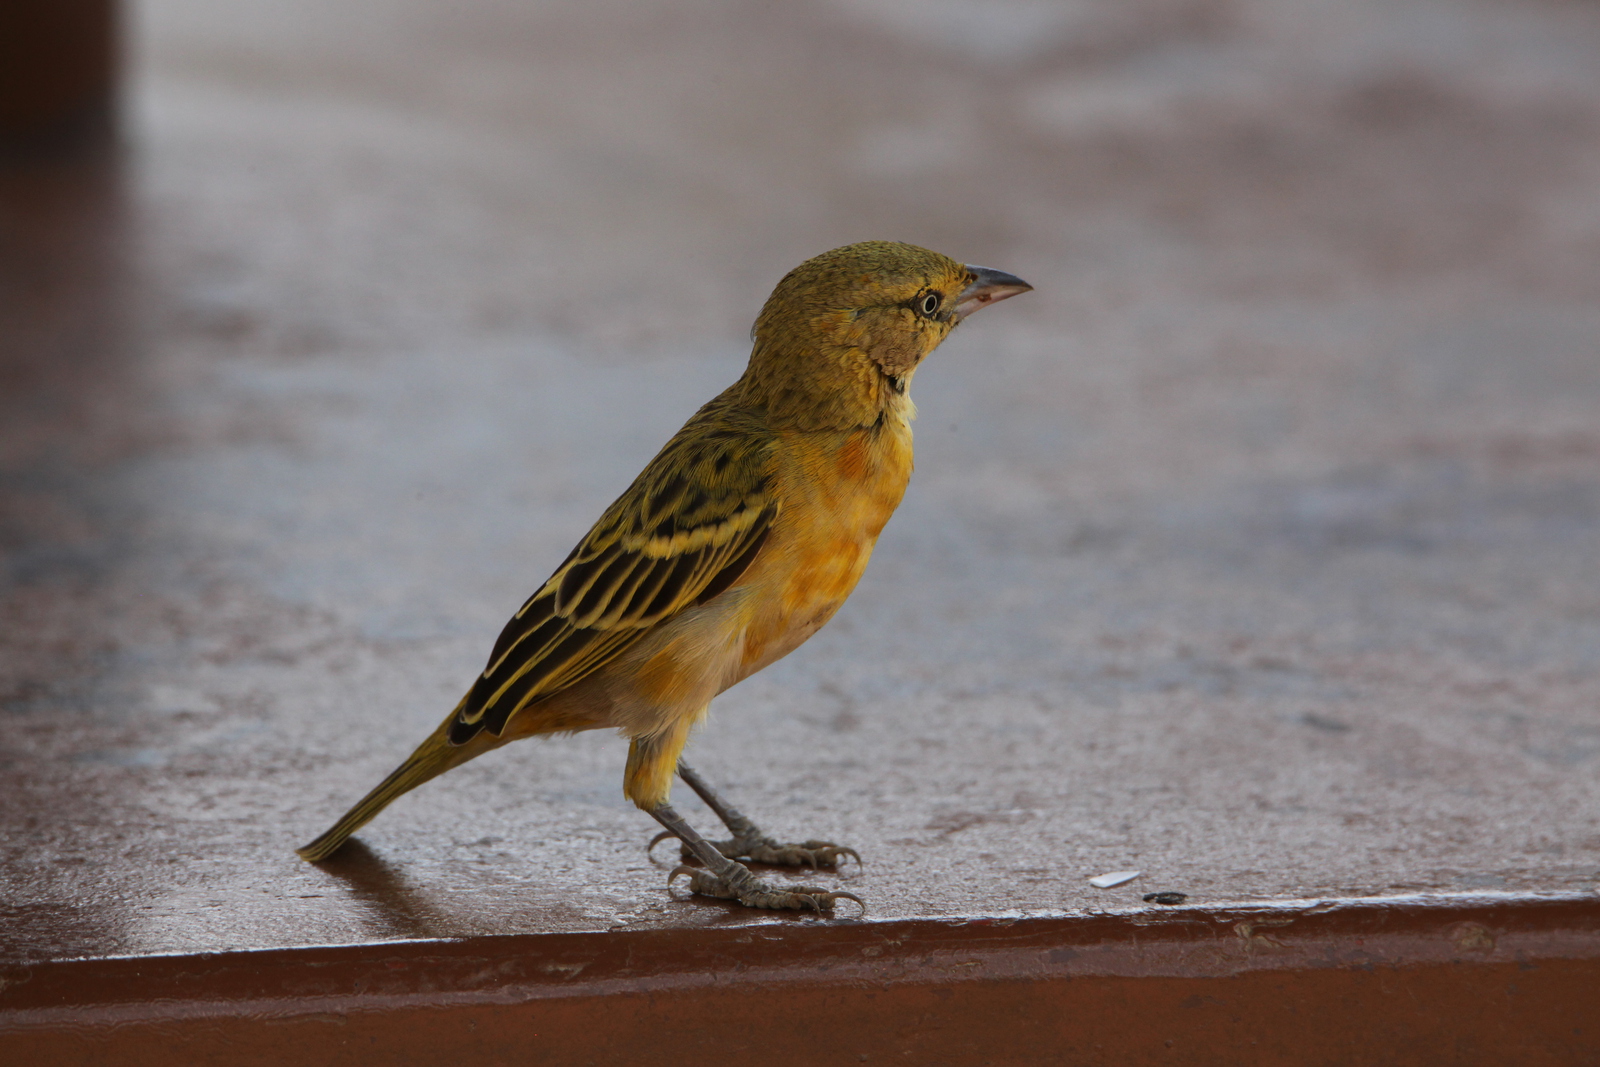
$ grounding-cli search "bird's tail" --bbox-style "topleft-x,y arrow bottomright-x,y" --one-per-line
296,703 -> 492,863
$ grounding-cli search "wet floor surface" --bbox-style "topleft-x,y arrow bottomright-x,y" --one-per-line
3,0 -> 1599,963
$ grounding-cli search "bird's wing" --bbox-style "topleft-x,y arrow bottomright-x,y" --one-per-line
449,415 -> 774,744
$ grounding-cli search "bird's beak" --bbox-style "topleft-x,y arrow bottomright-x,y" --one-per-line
953,265 -> 1033,321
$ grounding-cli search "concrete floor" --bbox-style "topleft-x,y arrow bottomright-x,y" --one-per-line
3,0 -> 1599,963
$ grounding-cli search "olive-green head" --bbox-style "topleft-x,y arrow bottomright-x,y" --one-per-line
743,240 -> 1030,429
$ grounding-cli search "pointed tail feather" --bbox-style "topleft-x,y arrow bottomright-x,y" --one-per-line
296,711 -> 486,863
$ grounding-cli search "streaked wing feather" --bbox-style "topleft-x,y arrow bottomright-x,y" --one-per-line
449,411 -> 773,745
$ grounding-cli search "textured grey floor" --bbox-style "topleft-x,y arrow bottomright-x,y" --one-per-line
2,0 -> 1598,961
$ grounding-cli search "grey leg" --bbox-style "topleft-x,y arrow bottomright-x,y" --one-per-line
649,760 -> 861,870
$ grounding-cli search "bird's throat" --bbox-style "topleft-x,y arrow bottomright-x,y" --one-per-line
740,339 -> 909,431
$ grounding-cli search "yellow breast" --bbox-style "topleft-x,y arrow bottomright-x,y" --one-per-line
733,414 -> 914,679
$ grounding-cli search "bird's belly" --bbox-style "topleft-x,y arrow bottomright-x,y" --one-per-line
737,540 -> 865,678
731,427 -> 911,685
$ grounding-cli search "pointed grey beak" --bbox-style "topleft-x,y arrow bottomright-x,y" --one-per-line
953,264 -> 1033,321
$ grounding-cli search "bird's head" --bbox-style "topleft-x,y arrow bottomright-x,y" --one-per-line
741,241 -> 1031,430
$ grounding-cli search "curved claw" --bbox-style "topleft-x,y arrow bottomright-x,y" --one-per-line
667,864 -> 706,900
646,829 -> 681,862
800,842 -> 863,870
823,890 -> 867,917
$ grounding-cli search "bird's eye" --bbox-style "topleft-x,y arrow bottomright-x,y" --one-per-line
919,293 -> 940,316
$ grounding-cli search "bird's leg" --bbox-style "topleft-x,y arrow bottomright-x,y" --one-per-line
649,802 -> 862,913
651,760 -> 861,870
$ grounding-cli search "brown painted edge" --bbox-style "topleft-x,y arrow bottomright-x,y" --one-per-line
1,892 -> 1595,1028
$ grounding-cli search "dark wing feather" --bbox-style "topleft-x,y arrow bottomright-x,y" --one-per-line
449,401 -> 774,745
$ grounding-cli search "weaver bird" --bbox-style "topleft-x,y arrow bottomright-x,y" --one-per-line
297,241 -> 1031,912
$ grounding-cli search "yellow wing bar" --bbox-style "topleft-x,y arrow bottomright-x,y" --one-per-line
449,401 -> 775,745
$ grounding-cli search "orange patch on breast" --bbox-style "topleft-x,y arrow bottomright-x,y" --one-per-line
834,432 -> 870,482
728,422 -> 914,683
788,538 -> 863,601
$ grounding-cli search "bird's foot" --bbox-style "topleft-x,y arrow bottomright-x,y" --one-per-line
669,862 -> 864,914
716,831 -> 860,869
650,826 -> 860,870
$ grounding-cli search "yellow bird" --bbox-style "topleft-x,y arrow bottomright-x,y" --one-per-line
297,241 -> 1031,911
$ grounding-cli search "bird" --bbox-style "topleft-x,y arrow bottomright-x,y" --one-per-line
296,240 -> 1031,912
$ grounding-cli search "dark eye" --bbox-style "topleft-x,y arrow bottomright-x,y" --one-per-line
919,292 -> 940,316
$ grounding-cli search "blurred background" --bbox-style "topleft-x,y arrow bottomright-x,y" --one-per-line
2,0 -> 1598,958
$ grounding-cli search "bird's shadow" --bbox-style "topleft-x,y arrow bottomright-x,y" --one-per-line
315,837 -> 864,935
312,839 -> 452,941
